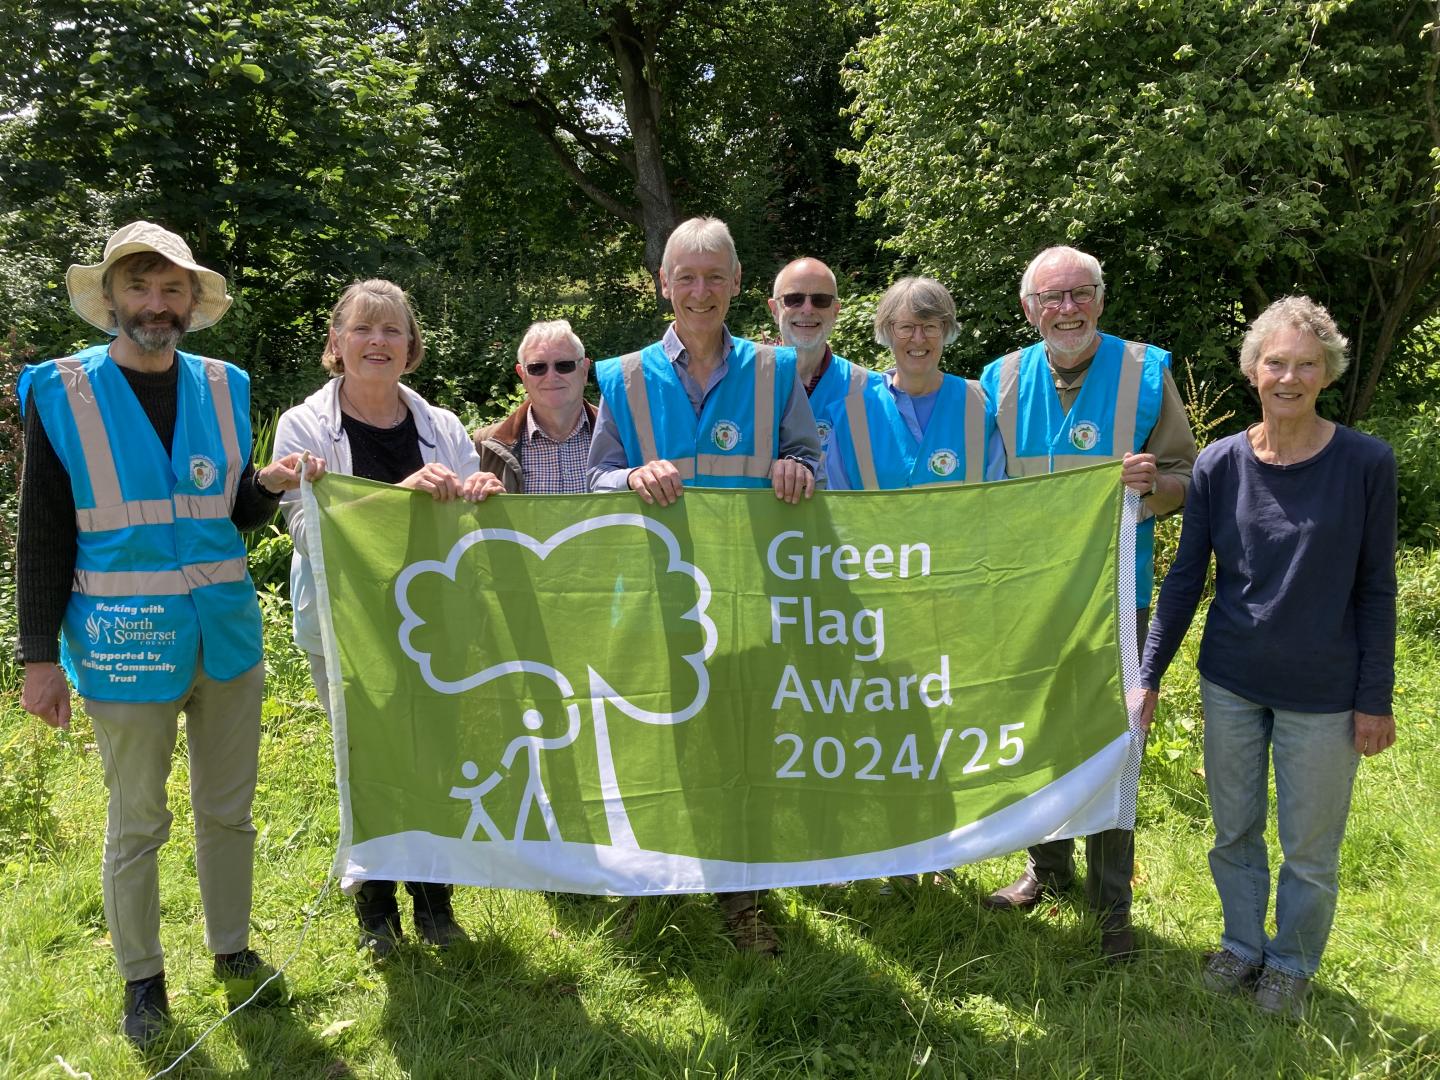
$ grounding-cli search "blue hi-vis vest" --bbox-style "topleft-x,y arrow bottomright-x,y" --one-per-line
594,337 -> 796,488
828,372 -> 992,490
807,353 -> 860,447
19,345 -> 262,701
980,333 -> 1169,606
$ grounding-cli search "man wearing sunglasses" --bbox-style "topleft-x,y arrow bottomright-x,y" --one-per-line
475,319 -> 597,494
766,258 -> 863,445
978,245 -> 1198,962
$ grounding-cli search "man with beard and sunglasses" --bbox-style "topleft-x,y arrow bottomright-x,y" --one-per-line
474,319 -> 598,493
766,258 -> 867,447
16,221 -> 317,1048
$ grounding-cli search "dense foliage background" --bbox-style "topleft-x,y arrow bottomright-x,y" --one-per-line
1,0 -> 1436,537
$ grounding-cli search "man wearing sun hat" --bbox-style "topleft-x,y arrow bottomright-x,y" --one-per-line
15,221 -> 320,1047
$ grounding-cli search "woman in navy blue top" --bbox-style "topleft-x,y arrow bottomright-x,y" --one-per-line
1138,296 -> 1397,1019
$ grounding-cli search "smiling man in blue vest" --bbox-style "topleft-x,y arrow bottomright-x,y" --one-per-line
587,217 -> 822,953
978,245 -> 1198,962
16,222 -> 321,1048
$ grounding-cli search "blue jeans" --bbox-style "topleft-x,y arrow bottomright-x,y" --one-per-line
1199,677 -> 1359,977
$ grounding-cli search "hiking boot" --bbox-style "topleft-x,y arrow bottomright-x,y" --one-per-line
982,869 -> 1070,911
1099,917 -> 1136,963
718,892 -> 780,956
121,972 -> 170,1049
358,906 -> 404,961
410,882 -> 468,949
214,948 -> 290,1006
1202,948 -> 1262,995
1254,965 -> 1310,1019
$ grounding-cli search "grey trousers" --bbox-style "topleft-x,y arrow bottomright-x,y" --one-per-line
1025,608 -> 1150,920
86,661 -> 264,982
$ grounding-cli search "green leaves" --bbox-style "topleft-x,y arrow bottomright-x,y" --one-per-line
846,0 -> 1440,419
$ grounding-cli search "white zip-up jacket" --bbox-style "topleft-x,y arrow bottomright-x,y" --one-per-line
274,376 -> 481,653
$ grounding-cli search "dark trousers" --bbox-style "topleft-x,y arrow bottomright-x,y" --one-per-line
356,880 -> 452,919
1026,607 -> 1150,920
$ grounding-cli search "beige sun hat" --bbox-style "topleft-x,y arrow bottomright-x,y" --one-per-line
65,220 -> 233,334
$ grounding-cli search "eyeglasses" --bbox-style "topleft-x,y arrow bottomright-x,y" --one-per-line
778,292 -> 836,309
1026,285 -> 1102,310
523,359 -> 582,376
892,321 -> 944,339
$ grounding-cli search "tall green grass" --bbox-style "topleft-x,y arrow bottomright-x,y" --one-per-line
1,573 -> 1436,1078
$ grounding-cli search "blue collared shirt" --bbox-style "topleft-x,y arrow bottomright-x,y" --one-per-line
586,324 -> 823,492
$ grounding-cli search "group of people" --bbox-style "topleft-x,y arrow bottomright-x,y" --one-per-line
16,216 -> 1396,1048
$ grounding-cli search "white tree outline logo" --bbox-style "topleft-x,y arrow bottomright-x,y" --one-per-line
394,514 -> 717,850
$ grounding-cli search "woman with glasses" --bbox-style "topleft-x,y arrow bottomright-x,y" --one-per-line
273,278 -> 503,959
1138,297 -> 1397,1018
822,276 -> 1006,490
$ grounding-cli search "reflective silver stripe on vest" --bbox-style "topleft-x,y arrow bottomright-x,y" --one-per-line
619,351 -> 662,463
201,358 -> 243,506
962,380 -> 987,485
55,358 -> 125,507
843,365 -> 880,490
749,344 -> 777,471
76,500 -> 176,531
693,453 -> 774,479
620,345 -> 779,478
174,493 -> 233,519
1110,340 -> 1147,458
995,342 -> 1146,476
73,557 -> 250,597
995,350 -> 1026,475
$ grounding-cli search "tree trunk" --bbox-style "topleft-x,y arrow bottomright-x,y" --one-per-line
604,5 -> 679,295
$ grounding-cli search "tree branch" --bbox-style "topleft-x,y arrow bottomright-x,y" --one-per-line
510,101 -> 643,225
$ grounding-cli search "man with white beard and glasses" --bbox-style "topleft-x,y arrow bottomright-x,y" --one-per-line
977,245 -> 1197,962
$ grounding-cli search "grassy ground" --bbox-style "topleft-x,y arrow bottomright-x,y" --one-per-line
2,588 -> 1437,1079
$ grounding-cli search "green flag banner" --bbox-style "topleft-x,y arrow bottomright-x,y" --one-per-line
306,462 -> 1143,893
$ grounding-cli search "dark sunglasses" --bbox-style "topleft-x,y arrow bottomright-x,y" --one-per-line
779,292 -> 836,309
523,359 -> 582,376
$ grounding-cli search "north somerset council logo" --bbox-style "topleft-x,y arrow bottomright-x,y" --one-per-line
711,421 -> 741,451
189,454 -> 218,489
927,449 -> 958,477
1069,421 -> 1101,451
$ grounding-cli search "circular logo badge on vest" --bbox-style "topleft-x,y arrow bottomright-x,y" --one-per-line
816,418 -> 833,443
927,449 -> 959,477
711,420 -> 741,452
1069,421 -> 1101,451
189,454 -> 218,490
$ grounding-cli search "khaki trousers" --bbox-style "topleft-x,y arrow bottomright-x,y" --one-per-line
85,661 -> 264,982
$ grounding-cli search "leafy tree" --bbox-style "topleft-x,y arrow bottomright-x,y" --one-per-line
418,0 -> 878,290
0,0 -> 439,412
844,0 -> 1440,420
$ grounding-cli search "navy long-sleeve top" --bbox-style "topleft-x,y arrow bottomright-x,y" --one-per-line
1140,425 -> 1397,715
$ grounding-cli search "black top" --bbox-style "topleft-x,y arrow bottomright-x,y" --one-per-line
341,409 -> 421,484
17,358 -> 280,664
1140,425 -> 1397,714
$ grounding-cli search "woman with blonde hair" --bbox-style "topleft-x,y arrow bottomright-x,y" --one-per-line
274,279 -> 502,958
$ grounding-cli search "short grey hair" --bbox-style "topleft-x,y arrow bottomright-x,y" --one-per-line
1019,246 -> 1105,301
517,319 -> 584,363
1239,296 -> 1350,383
874,276 -> 960,347
662,217 -> 738,277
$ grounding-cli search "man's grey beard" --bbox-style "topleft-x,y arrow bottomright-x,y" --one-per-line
121,312 -> 189,353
